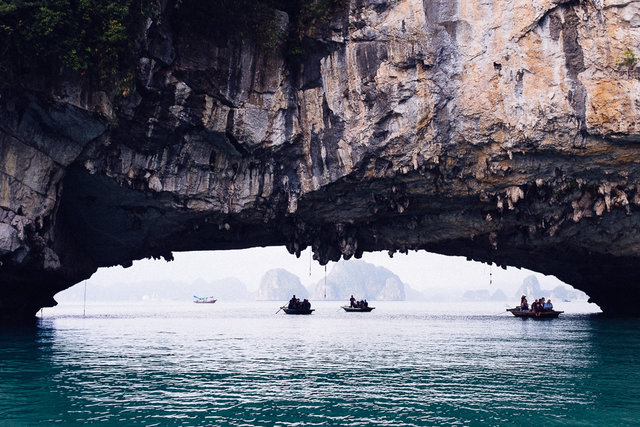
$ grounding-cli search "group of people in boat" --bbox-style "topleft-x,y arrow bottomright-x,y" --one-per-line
349,295 -> 369,308
288,295 -> 311,311
520,295 -> 553,315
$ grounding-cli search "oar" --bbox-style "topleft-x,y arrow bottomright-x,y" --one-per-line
275,306 -> 286,314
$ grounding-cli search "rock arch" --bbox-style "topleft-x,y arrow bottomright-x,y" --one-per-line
2,0 -> 640,318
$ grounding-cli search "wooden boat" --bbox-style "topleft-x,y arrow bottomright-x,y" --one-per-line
193,296 -> 217,304
282,307 -> 314,315
506,307 -> 563,318
341,306 -> 375,312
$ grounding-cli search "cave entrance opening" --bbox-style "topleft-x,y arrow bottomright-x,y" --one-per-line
51,247 -> 599,314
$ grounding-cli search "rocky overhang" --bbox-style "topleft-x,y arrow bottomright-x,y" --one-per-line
2,0 -> 640,318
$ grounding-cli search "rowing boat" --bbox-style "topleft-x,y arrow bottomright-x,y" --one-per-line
506,307 -> 563,318
341,306 -> 374,312
282,307 -> 314,315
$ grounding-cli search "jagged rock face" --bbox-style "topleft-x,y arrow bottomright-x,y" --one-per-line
2,0 -> 640,318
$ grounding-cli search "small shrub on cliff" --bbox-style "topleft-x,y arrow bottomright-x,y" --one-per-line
297,0 -> 343,35
286,0 -> 346,57
616,48 -> 638,78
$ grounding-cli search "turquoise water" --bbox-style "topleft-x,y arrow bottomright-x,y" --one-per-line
1,301 -> 638,426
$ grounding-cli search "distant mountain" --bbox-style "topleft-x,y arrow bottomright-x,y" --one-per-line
515,275 -> 543,299
191,278 -> 250,301
462,289 -> 491,301
55,277 -> 250,302
514,275 -> 588,302
405,284 -> 428,301
491,289 -> 508,301
309,260 -> 406,301
549,285 -> 589,302
256,269 -> 309,301
417,287 -> 462,302
462,289 -> 508,301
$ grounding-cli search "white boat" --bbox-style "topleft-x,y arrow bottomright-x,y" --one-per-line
193,296 -> 217,304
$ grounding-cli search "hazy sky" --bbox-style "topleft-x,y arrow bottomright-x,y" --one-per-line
85,246 -> 569,294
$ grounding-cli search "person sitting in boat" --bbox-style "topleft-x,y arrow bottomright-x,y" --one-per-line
363,299 -> 369,308
302,299 -> 311,310
288,295 -> 300,309
543,299 -> 553,311
537,299 -> 545,316
350,295 -> 356,308
520,295 -> 529,311
531,299 -> 540,315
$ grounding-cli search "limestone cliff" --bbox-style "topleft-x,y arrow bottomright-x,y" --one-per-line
2,0 -> 640,318
309,259 -> 407,300
257,269 -> 309,301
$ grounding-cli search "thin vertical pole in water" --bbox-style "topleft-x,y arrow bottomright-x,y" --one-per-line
489,264 -> 493,286
83,280 -> 87,317
324,265 -> 327,299
309,249 -> 312,277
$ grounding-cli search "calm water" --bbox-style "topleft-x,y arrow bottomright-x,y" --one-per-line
1,300 -> 638,426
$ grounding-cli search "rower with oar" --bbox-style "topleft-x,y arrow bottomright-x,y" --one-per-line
277,294 -> 314,315
276,294 -> 300,314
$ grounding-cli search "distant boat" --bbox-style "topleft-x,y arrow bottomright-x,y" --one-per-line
193,296 -> 217,304
280,306 -> 314,315
341,306 -> 375,312
506,307 -> 563,318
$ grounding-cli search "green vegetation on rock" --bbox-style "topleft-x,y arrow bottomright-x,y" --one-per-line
172,0 -> 286,52
173,0 -> 345,56
616,48 -> 638,78
0,0 -> 154,88
0,0 -> 344,90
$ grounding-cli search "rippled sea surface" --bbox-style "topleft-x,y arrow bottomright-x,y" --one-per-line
1,301 -> 639,425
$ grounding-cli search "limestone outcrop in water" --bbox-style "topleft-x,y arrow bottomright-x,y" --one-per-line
2,0 -> 640,318
309,260 -> 406,301
257,269 -> 310,301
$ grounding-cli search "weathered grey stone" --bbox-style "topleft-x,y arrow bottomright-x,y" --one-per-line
0,223 -> 19,255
